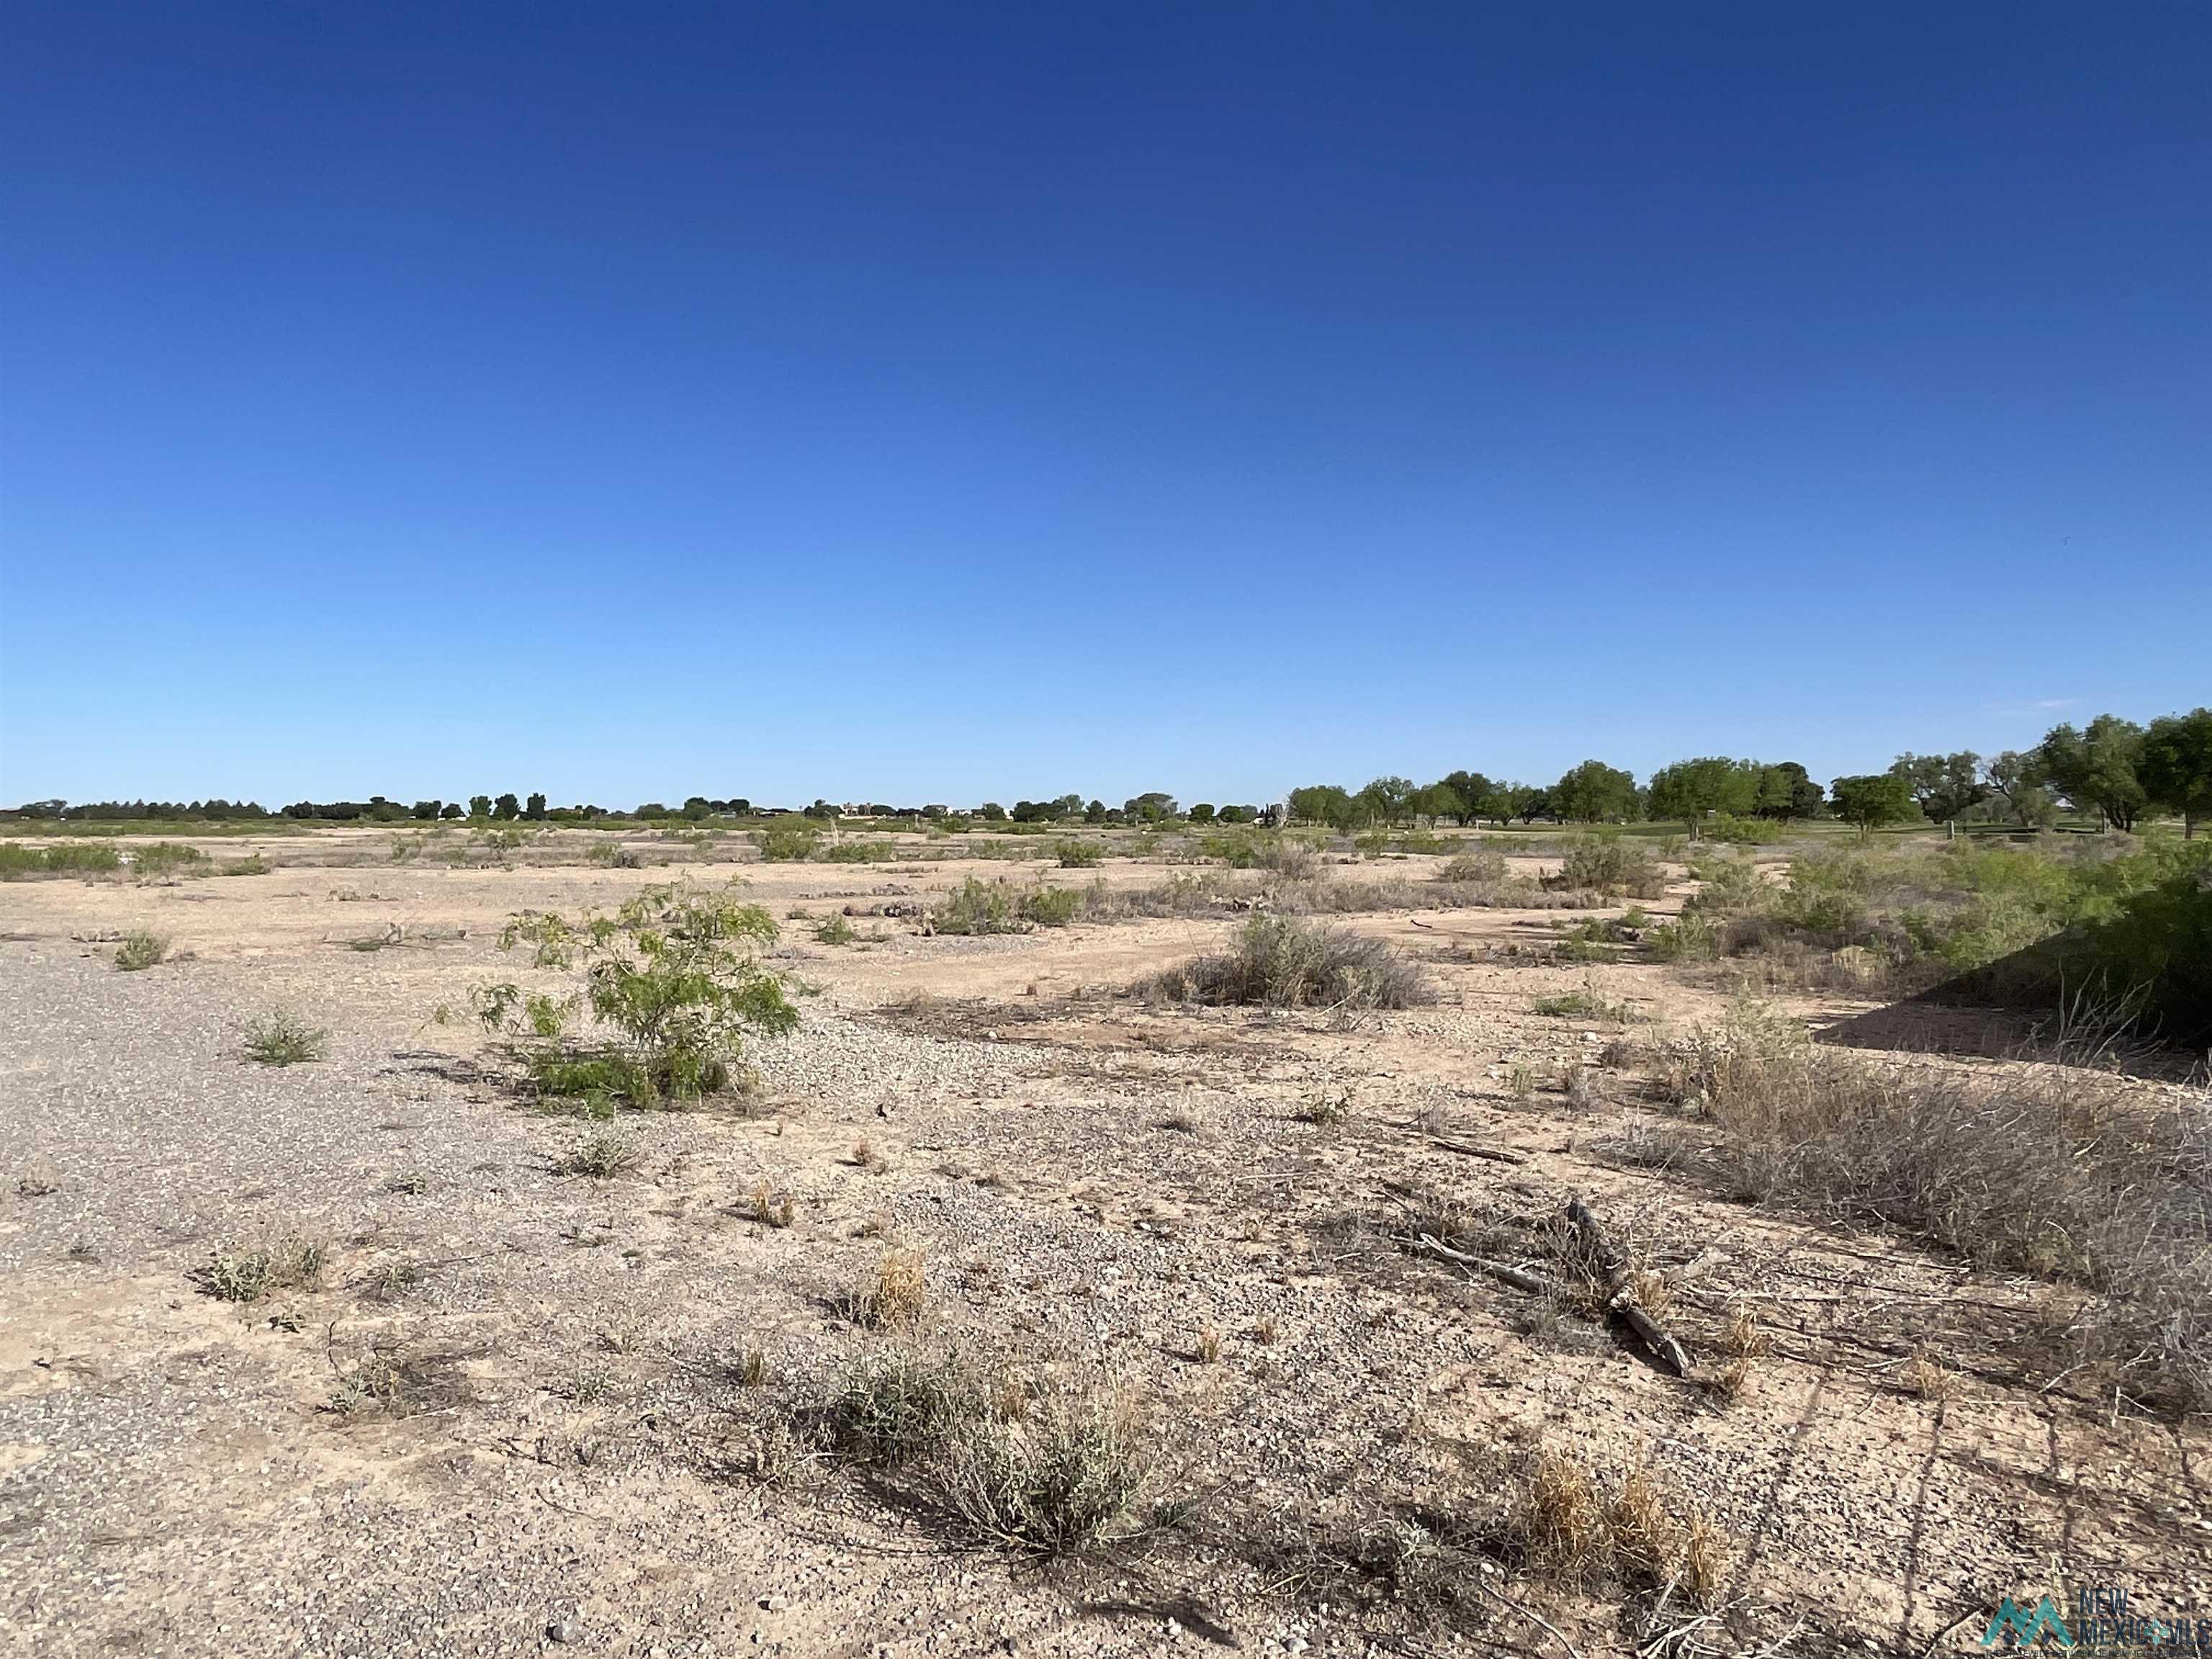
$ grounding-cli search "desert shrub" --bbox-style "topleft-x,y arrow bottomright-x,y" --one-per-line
1149,916 -> 1433,1011
199,1236 -> 326,1302
818,840 -> 894,863
1550,837 -> 1666,899
1437,847 -> 1508,885
1021,885 -> 1081,927
1646,913 -> 1720,961
943,1385 -> 1148,1555
1701,814 -> 1785,845
757,825 -> 819,862
934,876 -> 1022,935
831,1351 -> 976,1464
1056,840 -> 1106,868
133,842 -> 210,879
0,841 -> 122,878
1683,851 -> 1770,917
479,881 -> 795,1108
243,1011 -> 330,1066
1673,1002 -> 2211,1413
114,929 -> 169,971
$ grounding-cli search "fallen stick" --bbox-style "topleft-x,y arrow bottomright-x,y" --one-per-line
1566,1195 -> 1694,1376
1428,1135 -> 1529,1166
1414,1233 -> 1552,1295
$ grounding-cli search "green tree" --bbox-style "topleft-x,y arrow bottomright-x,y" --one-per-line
1413,781 -> 1465,825
1982,751 -> 2055,827
1646,757 -> 1758,823
1550,760 -> 1637,823
1753,762 -> 1823,820
2140,708 -> 2212,837
1829,773 -> 1920,837
493,793 -> 521,821
1889,752 -> 1986,823
2036,715 -> 2147,831
1437,771 -> 1493,827
1358,775 -> 1415,826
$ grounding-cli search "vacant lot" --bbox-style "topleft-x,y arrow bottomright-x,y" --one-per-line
3,824 -> 2206,1658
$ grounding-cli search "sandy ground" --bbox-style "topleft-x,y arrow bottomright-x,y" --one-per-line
2,828 -> 2207,1658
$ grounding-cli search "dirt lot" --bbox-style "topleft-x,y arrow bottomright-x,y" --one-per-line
3,827 -> 2207,1658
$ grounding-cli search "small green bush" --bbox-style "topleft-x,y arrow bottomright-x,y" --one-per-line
757,826 -> 820,862
114,929 -> 169,971
818,840 -> 894,863
243,1011 -> 331,1066
133,842 -> 210,879
1021,886 -> 1081,927
0,842 -> 122,879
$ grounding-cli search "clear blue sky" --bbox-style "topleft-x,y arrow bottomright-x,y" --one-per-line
3,3 -> 2206,809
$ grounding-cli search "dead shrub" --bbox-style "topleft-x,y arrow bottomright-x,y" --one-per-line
1673,1002 -> 2212,1414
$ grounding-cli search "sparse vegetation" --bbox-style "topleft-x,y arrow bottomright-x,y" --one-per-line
1668,1002 -> 2211,1413
243,1011 -> 331,1066
557,1128 -> 639,1179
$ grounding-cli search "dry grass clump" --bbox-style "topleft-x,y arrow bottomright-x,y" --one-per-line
1547,840 -> 1668,900
747,1179 -> 797,1228
199,1236 -> 328,1303
842,1246 -> 928,1328
1437,847 -> 1509,885
557,1128 -> 639,1179
1148,915 -> 1433,1012
1899,1349 -> 1964,1401
1511,1449 -> 1730,1606
1668,1002 -> 2212,1413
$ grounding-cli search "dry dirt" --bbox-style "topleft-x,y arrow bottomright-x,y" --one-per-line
3,826 -> 2207,1658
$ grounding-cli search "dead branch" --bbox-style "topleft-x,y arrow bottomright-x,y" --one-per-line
1413,1233 -> 1552,1295
1566,1195 -> 1694,1376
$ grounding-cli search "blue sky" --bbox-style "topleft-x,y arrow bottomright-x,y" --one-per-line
3,3 -> 2206,809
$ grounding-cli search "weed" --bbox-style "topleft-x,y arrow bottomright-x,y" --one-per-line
1899,1349 -> 1963,1401
114,929 -> 169,971
747,1179 -> 797,1228
830,1350 -> 975,1465
557,1129 -> 639,1179
842,1246 -> 927,1328
243,1011 -> 331,1066
200,1236 -> 327,1303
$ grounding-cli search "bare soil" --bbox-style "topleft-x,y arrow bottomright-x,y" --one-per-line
3,826 -> 2206,1658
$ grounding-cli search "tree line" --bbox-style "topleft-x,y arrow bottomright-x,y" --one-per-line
1285,706 -> 2211,837
8,707 -> 2205,837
